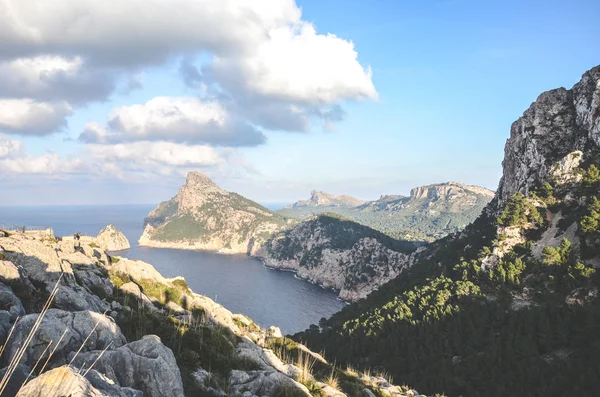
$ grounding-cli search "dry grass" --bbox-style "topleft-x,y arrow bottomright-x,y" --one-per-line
295,350 -> 316,385
325,365 -> 340,390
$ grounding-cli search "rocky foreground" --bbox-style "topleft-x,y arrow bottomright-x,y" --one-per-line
0,227 -> 426,397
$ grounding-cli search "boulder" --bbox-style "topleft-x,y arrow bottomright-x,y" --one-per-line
0,282 -> 25,319
69,335 -> 184,397
267,326 -> 283,338
229,370 -> 310,397
16,366 -> 139,397
96,225 -> 131,252
0,261 -> 20,281
3,309 -> 126,368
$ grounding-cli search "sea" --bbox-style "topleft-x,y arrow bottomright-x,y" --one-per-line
0,204 -> 345,334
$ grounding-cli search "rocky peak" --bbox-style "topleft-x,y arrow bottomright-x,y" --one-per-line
177,171 -> 224,211
497,65 -> 600,210
409,182 -> 494,200
185,171 -> 219,189
96,224 -> 130,251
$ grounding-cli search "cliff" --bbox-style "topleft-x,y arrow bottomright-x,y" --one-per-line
139,171 -> 289,254
293,65 -> 600,397
258,214 -> 422,302
0,226 -> 427,397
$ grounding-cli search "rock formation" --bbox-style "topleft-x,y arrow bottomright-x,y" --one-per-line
258,214 -> 422,301
139,171 -> 288,254
96,224 -> 131,251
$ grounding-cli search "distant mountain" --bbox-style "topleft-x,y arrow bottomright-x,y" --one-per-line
139,171 -> 288,254
278,182 -> 495,242
287,191 -> 366,208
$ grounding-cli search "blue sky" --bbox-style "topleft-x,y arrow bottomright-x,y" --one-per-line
0,0 -> 598,206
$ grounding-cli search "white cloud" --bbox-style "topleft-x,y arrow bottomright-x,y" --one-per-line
1,0 -> 377,136
0,135 -> 82,175
80,97 -> 266,146
209,23 -> 377,105
0,0 -> 302,65
0,99 -> 72,135
0,135 -> 24,158
85,141 -> 253,179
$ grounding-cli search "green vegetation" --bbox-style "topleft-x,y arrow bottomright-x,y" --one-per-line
497,193 -> 544,227
89,242 -> 99,249
149,190 -> 287,245
580,196 -> 600,235
110,256 -> 120,264
293,184 -> 600,397
152,213 -> 210,242
266,214 -> 419,286
108,270 -> 131,288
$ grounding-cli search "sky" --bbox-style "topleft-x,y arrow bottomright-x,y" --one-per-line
0,0 -> 598,206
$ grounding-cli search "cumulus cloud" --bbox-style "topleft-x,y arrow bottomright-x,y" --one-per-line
0,135 -> 82,175
0,56 -> 116,104
80,97 -> 266,146
0,0 -> 302,65
85,141 -> 253,180
0,99 -> 72,135
1,0 -> 376,136
0,135 -> 249,180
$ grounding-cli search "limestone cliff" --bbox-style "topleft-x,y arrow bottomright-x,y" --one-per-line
0,226 -> 426,397
497,65 -> 600,209
139,171 -> 289,254
258,214 -> 422,302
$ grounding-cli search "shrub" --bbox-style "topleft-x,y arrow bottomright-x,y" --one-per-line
108,270 -> 131,288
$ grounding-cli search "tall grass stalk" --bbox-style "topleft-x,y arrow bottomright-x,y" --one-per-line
38,327 -> 69,376
0,273 -> 63,395
295,350 -> 316,385
19,340 -> 53,389
0,316 -> 20,359
68,311 -> 108,367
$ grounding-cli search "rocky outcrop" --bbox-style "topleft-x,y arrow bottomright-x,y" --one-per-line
286,191 -> 366,208
259,215 -> 421,302
3,309 -> 126,368
96,225 -> 131,251
139,171 -> 288,254
69,335 -> 184,397
16,366 -> 142,397
497,66 -> 600,210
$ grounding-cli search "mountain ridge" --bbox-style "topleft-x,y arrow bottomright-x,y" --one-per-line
279,182 -> 494,241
